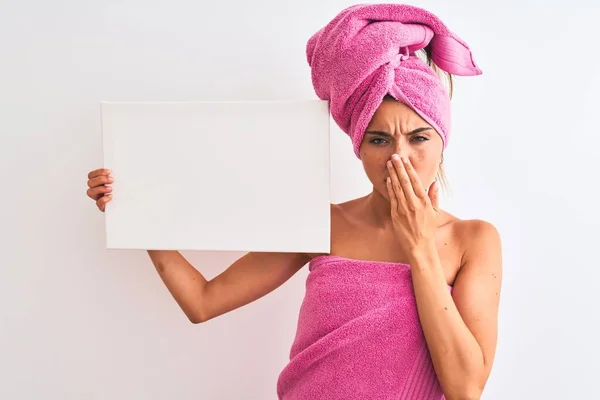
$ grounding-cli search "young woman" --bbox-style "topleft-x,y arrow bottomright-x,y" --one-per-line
86,4 -> 501,400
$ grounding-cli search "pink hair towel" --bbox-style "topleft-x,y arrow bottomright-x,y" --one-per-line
306,3 -> 482,158
277,256 -> 452,399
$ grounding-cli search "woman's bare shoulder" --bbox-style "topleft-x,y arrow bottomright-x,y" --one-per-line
447,213 -> 499,238
330,196 -> 369,221
437,209 -> 497,231
445,214 -> 501,265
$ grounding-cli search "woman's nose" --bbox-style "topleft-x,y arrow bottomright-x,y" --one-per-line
393,142 -> 409,158
392,149 -> 410,160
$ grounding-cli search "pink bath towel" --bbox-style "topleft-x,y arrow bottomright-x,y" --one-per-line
306,3 -> 482,157
277,255 -> 452,399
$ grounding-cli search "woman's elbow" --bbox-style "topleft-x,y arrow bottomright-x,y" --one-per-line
186,307 -> 211,324
188,315 -> 204,324
188,314 -> 208,324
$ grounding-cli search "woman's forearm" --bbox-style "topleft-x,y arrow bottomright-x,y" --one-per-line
146,250 -> 208,323
408,245 -> 485,400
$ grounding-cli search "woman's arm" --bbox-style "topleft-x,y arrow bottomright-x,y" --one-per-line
86,168 -> 312,323
147,250 -> 310,323
407,219 -> 503,400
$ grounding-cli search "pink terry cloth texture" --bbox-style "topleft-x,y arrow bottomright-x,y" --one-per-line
306,3 -> 482,158
276,255 -> 453,400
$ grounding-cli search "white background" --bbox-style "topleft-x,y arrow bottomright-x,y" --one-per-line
1,0 -> 599,399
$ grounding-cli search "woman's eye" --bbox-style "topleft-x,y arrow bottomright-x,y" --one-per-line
370,138 -> 388,145
370,136 -> 427,145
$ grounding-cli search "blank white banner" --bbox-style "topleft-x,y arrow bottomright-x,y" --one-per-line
101,100 -> 331,253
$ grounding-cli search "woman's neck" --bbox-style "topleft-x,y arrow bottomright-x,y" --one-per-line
362,188 -> 395,230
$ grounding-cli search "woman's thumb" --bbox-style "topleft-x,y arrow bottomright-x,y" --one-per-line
428,180 -> 439,209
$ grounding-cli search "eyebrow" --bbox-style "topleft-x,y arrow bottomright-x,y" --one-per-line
365,127 -> 432,136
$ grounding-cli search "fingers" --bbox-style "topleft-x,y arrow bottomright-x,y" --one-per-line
87,174 -> 113,189
400,157 -> 427,199
428,181 -> 439,210
96,194 -> 112,212
86,169 -> 113,211
88,168 -> 111,180
386,177 -> 398,212
87,185 -> 112,201
387,158 -> 407,211
390,155 -> 414,201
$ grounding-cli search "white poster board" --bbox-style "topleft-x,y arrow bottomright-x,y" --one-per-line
101,100 -> 331,253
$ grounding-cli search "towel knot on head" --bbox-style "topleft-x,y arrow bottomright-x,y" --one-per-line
390,47 -> 411,68
306,4 -> 483,158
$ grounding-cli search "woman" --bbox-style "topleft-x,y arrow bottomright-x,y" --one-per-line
86,4 -> 502,400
